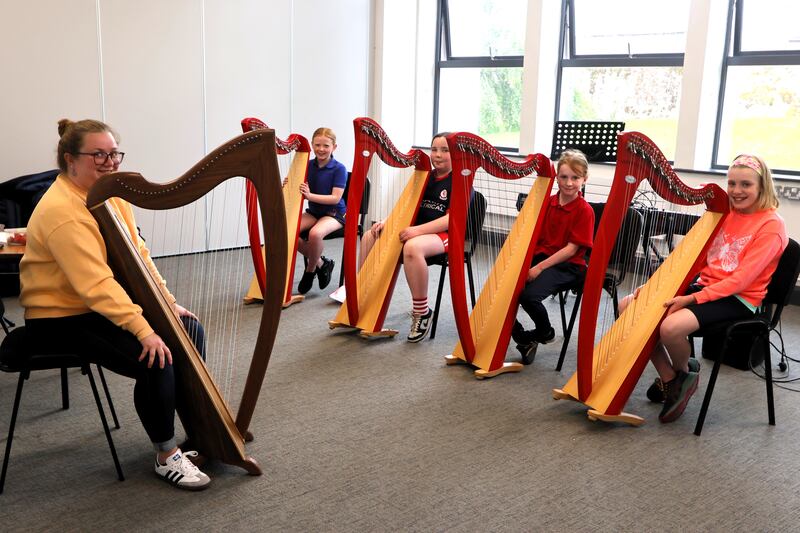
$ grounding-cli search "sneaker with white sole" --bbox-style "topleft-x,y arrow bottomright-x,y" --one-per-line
407,308 -> 433,343
155,450 -> 211,491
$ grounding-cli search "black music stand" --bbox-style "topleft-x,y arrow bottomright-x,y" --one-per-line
550,121 -> 625,162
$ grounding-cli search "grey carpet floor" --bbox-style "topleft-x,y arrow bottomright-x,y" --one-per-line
2,240 -> 800,532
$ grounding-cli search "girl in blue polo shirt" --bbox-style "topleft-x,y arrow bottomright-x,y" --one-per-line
512,149 -> 594,359
296,127 -> 348,294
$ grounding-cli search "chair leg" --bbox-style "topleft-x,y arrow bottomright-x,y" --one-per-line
556,292 -> 582,372
762,335 -> 776,426
61,368 -> 69,410
430,263 -> 448,340
96,366 -> 120,429
83,365 -> 124,481
612,287 -> 620,320
1,371 -> 29,494
466,258 -> 476,308
694,347 -> 725,436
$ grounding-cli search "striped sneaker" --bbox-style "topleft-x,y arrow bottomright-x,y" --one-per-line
155,450 -> 211,491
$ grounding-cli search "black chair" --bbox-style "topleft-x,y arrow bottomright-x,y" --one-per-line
0,299 -> 13,334
426,191 -> 487,340
692,238 -> 800,436
554,203 -> 644,370
0,326 -> 123,493
299,174 -> 371,286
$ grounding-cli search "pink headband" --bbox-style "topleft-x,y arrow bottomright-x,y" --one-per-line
731,155 -> 762,176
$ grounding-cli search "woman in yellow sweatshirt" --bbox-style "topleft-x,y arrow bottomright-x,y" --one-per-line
19,119 -> 210,491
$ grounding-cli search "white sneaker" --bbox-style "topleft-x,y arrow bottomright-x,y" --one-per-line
329,285 -> 346,303
154,450 -> 211,491
407,308 -> 433,343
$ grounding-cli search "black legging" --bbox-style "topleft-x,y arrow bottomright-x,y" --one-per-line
26,312 -> 205,447
518,253 -> 584,332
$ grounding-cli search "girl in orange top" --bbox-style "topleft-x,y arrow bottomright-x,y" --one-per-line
622,154 -> 787,423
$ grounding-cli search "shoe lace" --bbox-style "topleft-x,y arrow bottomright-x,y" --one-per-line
175,450 -> 202,477
409,314 -> 422,334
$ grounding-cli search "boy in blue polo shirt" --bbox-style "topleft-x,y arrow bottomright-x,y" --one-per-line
512,149 -> 594,360
296,127 -> 348,294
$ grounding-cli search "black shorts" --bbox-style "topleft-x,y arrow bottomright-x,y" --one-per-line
683,284 -> 753,329
307,208 -> 345,226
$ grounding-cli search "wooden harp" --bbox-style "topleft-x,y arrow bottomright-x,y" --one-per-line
443,133 -> 555,378
86,130 -> 286,473
553,131 -> 729,425
329,117 -> 431,337
241,117 -> 310,307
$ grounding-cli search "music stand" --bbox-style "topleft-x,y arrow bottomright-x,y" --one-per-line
550,121 -> 625,162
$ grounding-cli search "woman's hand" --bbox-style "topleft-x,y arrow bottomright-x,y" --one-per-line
664,294 -> 696,316
138,333 -> 172,369
173,303 -> 198,320
299,183 -> 311,198
399,226 -> 422,243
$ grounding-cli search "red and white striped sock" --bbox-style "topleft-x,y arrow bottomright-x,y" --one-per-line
412,298 -> 429,317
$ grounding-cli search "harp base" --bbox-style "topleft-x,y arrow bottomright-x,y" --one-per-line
552,388 -> 579,401
587,409 -> 645,426
242,296 -> 262,305
328,320 -> 358,330
444,355 -> 523,379
281,295 -> 304,308
358,328 -> 399,339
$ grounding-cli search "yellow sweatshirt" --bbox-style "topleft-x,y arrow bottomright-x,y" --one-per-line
20,174 -> 174,341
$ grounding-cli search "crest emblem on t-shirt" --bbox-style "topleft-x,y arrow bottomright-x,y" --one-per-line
707,231 -> 752,272
439,190 -> 448,200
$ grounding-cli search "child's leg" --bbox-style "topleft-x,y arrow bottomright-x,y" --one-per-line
657,308 -> 700,379
402,234 -> 445,313
297,212 -> 319,272
518,267 -> 577,332
358,224 -> 379,270
301,216 -> 343,272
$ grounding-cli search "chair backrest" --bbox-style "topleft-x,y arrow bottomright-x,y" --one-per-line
764,237 -> 800,326
464,190 -> 487,255
588,202 -> 644,285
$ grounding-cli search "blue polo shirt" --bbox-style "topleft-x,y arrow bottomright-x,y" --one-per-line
307,156 -> 347,217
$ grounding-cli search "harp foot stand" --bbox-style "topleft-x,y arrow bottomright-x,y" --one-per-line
586,409 -> 644,426
552,388 -> 579,401
358,329 -> 399,339
444,355 -> 523,379
281,295 -> 304,308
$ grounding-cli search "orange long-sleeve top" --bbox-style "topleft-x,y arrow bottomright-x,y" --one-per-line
20,174 -> 174,340
694,208 -> 787,309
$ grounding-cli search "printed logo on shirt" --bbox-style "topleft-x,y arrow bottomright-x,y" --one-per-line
707,231 -> 752,272
439,189 -> 448,201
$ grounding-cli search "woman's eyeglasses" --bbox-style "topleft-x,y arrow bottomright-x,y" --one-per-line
76,151 -> 125,165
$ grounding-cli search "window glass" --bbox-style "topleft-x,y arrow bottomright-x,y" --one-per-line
447,0 -> 527,57
559,66 -> 682,159
716,65 -> 800,170
572,0 -> 690,56
438,67 -> 523,148
739,0 -> 800,52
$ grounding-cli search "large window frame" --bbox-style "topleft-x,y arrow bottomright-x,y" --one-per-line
433,0 -> 524,152
554,0 -> 686,160
711,0 -> 800,176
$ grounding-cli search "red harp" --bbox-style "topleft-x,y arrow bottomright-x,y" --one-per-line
241,117 -> 310,307
329,118 -> 431,336
443,132 -> 555,378
553,132 -> 729,425
87,130 -> 286,473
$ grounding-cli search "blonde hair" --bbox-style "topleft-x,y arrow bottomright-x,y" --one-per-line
312,127 -> 337,145
730,154 -> 779,210
556,149 -> 589,179
57,119 -> 119,172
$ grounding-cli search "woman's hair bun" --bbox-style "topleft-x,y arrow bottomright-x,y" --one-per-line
57,119 -> 73,137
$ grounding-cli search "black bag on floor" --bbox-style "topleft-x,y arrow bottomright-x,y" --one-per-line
701,326 -> 765,371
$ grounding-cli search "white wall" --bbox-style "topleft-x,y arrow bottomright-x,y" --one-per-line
0,0 -> 371,253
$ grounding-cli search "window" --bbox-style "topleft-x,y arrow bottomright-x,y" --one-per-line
433,0 -> 527,150
713,0 -> 800,174
556,0 -> 691,160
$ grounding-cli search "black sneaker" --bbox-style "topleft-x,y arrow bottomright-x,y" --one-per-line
317,256 -> 335,290
408,308 -> 433,343
646,358 -> 700,403
533,326 -> 556,344
298,270 -> 315,294
511,320 -> 534,345
516,342 -> 538,365
659,370 -> 700,423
